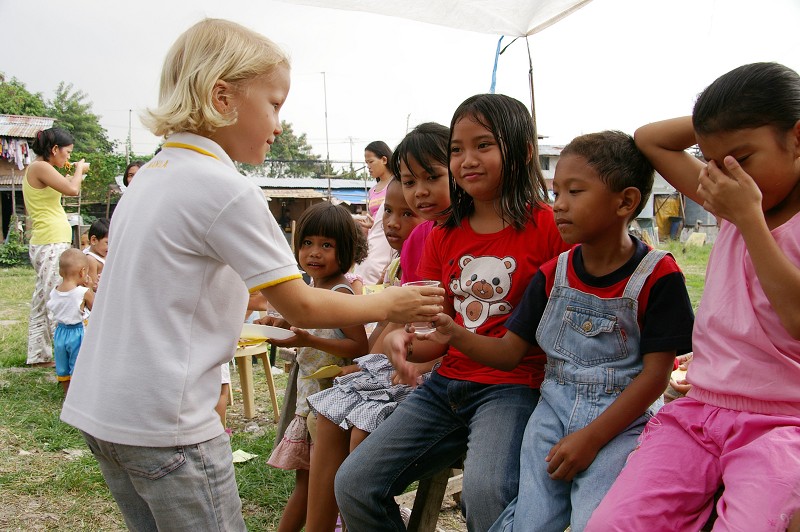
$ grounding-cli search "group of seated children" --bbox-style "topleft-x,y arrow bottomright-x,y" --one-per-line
266,62 -> 799,532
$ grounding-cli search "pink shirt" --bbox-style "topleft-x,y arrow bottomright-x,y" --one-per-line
400,220 -> 434,284
688,214 -> 800,416
367,183 -> 388,219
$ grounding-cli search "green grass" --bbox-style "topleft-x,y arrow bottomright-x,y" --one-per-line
0,267 -> 34,367
0,242 -> 713,529
659,240 -> 711,310
0,265 -> 294,530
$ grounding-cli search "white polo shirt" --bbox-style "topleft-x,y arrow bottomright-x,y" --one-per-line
61,133 -> 301,446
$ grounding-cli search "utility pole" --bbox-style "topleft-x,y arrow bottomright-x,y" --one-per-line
348,136 -> 354,177
322,72 -> 331,200
126,109 -> 132,165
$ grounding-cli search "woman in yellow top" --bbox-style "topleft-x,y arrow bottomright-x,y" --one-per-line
23,128 -> 89,366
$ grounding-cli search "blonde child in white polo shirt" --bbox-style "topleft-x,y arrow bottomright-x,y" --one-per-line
60,18 -> 443,532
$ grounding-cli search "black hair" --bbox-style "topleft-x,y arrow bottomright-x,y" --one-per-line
88,218 -> 111,240
294,202 -> 360,274
444,93 -> 548,230
364,141 -> 393,182
390,122 -> 450,181
560,131 -> 654,219
694,62 -> 800,136
123,161 -> 145,187
30,128 -> 75,162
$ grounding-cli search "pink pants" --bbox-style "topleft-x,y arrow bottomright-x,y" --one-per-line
587,398 -> 800,531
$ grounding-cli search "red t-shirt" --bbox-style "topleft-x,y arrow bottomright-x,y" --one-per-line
418,205 -> 569,387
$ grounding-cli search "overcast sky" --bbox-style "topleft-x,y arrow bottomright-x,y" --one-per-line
3,0 -> 799,171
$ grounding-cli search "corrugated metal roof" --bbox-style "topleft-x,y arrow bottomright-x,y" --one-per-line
249,176 -> 373,191
262,188 -> 326,200
0,114 -> 56,138
0,175 -> 24,186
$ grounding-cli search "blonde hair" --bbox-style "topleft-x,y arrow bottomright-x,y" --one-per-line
141,18 -> 290,138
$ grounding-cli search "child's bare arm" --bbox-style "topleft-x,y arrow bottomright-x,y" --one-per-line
83,288 -> 95,311
260,278 -> 443,330
86,259 -> 100,290
424,313 -> 531,371
545,351 -> 675,481
634,117 -> 705,205
701,157 -> 800,338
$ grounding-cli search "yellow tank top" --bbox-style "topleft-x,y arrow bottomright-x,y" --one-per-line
22,169 -> 72,245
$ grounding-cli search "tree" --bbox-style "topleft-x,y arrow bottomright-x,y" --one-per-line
0,73 -> 47,116
237,121 -> 323,177
47,82 -> 114,153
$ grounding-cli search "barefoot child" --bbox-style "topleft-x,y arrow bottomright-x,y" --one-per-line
424,131 -> 694,531
47,248 -> 94,394
589,62 -> 800,530
60,19 -> 442,531
267,202 -> 369,532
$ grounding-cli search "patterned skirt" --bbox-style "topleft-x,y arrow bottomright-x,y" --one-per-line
307,353 -> 431,434
267,415 -> 312,471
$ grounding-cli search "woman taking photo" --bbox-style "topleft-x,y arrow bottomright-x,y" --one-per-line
23,127 -> 89,366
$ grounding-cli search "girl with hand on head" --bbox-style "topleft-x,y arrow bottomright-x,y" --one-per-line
23,127 -> 89,367
335,94 -> 569,532
267,202 -> 369,532
60,18 -> 442,532
588,62 -> 800,531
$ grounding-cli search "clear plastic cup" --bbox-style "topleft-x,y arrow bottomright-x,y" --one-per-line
402,280 -> 442,335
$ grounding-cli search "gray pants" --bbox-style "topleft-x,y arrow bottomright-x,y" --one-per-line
82,431 -> 246,532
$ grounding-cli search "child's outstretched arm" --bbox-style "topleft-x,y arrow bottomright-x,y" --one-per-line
699,156 -> 800,338
423,313 -> 531,371
260,279 -> 443,330
545,351 -> 675,481
634,117 -> 705,205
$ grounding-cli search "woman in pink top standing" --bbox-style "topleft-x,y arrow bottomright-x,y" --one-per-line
588,62 -> 800,531
353,141 -> 395,285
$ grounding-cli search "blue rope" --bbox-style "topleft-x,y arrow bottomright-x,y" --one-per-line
490,36 -> 503,93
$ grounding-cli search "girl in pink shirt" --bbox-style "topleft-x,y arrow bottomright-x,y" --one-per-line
589,62 -> 800,531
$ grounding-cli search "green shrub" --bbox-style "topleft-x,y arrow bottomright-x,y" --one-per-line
0,226 -> 29,267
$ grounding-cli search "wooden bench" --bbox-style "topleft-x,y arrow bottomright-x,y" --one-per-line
395,460 -> 464,532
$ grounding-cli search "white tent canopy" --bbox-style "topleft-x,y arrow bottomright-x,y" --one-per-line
277,0 -> 592,126
278,0 -> 592,37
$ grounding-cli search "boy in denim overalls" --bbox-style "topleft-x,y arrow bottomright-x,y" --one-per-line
426,131 -> 695,531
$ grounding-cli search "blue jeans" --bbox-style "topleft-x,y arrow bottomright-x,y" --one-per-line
81,431 -> 245,532
335,372 -> 538,532
489,374 -> 651,532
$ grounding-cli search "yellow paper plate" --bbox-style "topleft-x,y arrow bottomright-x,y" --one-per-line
240,323 -> 295,341
302,365 -> 342,380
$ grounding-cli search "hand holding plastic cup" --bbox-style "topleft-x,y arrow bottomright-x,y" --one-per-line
402,280 -> 442,335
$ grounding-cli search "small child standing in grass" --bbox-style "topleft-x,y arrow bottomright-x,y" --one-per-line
47,248 -> 94,395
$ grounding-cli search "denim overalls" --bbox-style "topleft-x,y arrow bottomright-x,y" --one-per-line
490,248 -> 666,532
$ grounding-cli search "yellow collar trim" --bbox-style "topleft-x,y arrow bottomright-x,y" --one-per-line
163,142 -> 221,160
